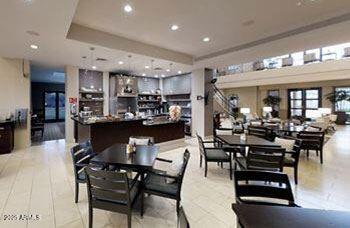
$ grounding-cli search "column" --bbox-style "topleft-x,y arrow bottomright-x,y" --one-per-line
65,66 -> 79,143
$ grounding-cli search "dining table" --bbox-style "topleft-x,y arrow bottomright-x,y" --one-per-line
232,203 -> 350,228
216,135 -> 280,148
266,124 -> 306,136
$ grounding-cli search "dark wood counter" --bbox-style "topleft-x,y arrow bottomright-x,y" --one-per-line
72,117 -> 185,153
0,120 -> 15,154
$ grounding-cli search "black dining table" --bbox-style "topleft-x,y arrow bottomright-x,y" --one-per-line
217,135 -> 280,148
232,203 -> 350,228
266,124 -> 305,135
90,143 -> 159,172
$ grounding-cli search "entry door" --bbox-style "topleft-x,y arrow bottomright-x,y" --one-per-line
45,92 -> 65,122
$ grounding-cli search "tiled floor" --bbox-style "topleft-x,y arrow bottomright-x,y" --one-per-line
0,126 -> 350,228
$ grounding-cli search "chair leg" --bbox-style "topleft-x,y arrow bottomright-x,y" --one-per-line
176,200 -> 180,214
204,161 -> 208,177
74,182 -> 79,203
294,166 -> 298,185
88,206 -> 93,228
127,213 -> 132,228
306,150 -> 309,158
320,149 -> 323,164
229,161 -> 232,180
221,162 -> 223,168
234,162 -> 237,170
140,191 -> 144,217
316,150 -> 319,157
200,155 -> 202,168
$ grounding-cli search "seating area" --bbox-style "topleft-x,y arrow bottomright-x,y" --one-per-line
2,1 -> 350,227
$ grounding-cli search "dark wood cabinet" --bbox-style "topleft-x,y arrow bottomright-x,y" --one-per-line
0,121 -> 14,154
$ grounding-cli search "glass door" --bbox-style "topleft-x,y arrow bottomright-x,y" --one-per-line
44,92 -> 65,122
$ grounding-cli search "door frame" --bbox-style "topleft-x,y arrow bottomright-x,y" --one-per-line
43,91 -> 65,123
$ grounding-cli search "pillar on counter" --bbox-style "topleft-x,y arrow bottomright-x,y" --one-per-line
103,71 -> 109,115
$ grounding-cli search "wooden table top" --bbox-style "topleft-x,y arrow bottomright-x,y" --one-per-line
232,204 -> 350,228
217,135 -> 279,147
91,144 -> 159,171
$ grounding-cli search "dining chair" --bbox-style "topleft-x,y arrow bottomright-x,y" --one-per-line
70,140 -> 101,203
280,136 -> 302,185
247,126 -> 275,141
196,134 -> 232,179
234,170 -> 299,207
235,146 -> 285,172
178,206 -> 190,228
85,166 -> 140,228
141,149 -> 190,215
129,136 -> 154,145
297,131 -> 325,164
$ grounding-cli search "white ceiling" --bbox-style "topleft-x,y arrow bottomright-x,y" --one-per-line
73,0 -> 350,58
1,0 -> 350,76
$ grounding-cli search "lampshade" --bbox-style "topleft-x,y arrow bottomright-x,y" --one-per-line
318,108 -> 331,115
240,108 -> 250,114
306,110 -> 321,119
263,107 -> 272,112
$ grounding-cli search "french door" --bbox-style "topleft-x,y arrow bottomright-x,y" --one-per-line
288,88 -> 321,118
44,92 -> 65,122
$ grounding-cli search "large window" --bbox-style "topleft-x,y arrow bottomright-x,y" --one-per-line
288,88 -> 322,118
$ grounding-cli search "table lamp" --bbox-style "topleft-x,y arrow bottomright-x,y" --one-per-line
240,108 -> 250,123
263,106 -> 272,119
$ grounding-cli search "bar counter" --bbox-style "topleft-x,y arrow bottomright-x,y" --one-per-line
72,116 -> 185,153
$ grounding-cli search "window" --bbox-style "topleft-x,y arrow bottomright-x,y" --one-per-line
288,88 -> 322,118
291,52 -> 304,66
305,48 -> 321,60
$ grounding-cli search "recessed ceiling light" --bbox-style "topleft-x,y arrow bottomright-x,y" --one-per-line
178,70 -> 182,74
124,4 -> 133,13
170,24 -> 179,31
142,73 -> 146,76
154,75 -> 159,78
145,65 -> 150,69
30,44 -> 38,49
166,69 -> 170,72
92,66 -> 97,70
203,37 -> 210,42
118,61 -> 124,65
161,74 -> 165,78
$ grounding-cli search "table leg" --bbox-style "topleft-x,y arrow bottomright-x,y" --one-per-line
140,171 -> 145,217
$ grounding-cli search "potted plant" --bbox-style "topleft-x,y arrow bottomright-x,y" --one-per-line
325,90 -> 349,125
263,95 -> 281,118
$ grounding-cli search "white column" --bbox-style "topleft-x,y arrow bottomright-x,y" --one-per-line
65,66 -> 79,143
103,71 -> 109,115
191,69 -> 205,137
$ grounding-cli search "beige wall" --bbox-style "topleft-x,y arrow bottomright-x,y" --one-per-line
223,87 -> 259,114
221,79 -> 350,120
0,57 -> 30,149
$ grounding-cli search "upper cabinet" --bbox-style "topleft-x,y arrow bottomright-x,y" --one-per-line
163,74 -> 191,95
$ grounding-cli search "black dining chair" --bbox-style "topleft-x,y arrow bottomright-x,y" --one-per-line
196,134 -> 232,179
235,146 -> 285,172
85,166 -> 140,228
129,136 -> 154,145
234,170 -> 299,207
280,137 -> 302,185
178,206 -> 190,228
70,140 -> 101,203
141,149 -> 190,215
297,131 -> 325,164
247,126 -> 275,141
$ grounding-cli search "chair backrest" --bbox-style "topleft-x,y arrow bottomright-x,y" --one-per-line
234,170 -> 295,206
85,166 -> 131,211
196,134 -> 206,157
129,136 -> 154,145
297,131 -> 325,147
248,126 -> 268,138
247,146 -> 285,172
177,206 -> 190,228
70,140 -> 95,180
177,150 -> 191,197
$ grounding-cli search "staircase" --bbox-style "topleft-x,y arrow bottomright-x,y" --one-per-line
211,78 -> 237,118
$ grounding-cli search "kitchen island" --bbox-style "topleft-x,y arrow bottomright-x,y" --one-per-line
72,116 -> 185,153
